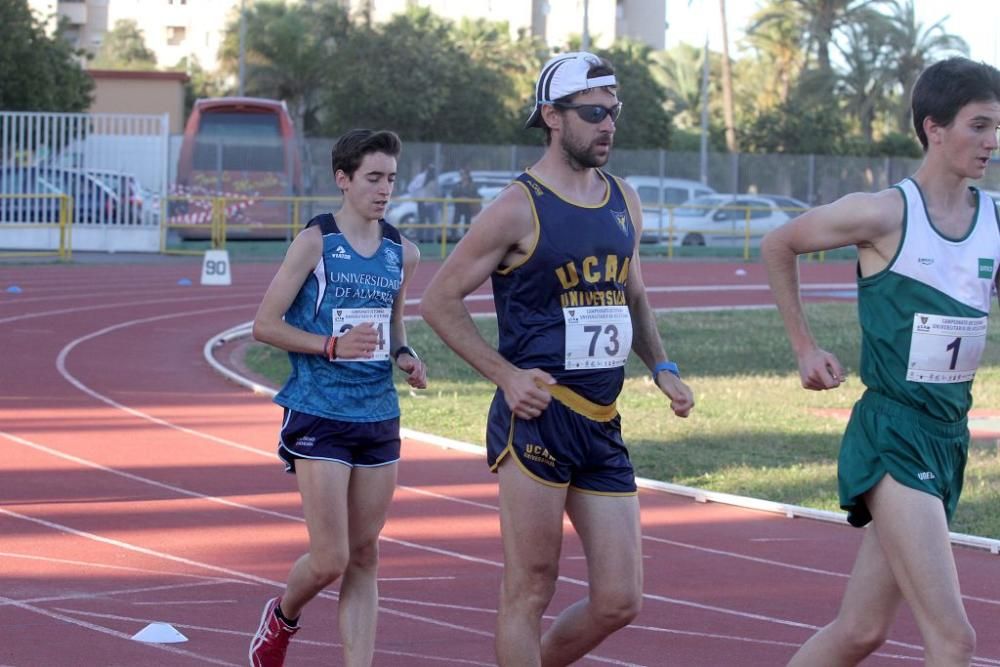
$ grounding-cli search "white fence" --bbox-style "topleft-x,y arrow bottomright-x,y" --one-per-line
0,111 -> 169,253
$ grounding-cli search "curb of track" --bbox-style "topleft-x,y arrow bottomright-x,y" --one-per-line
204,321 -> 1000,556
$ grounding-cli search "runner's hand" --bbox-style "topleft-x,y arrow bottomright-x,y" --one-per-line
397,353 -> 427,389
797,347 -> 845,390
334,322 -> 380,359
655,373 -> 694,417
501,368 -> 555,420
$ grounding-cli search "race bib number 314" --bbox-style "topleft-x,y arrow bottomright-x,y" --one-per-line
332,307 -> 391,362
563,305 -> 633,370
906,313 -> 987,383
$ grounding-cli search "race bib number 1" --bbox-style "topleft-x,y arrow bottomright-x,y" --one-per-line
564,305 -> 633,370
906,313 -> 987,383
332,307 -> 391,362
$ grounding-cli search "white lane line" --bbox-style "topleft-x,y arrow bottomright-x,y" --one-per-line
54,608 -> 496,666
13,580 -> 243,607
0,551 -> 244,583
33,307 -> 1000,662
0,292 -> 262,324
0,594 -> 239,666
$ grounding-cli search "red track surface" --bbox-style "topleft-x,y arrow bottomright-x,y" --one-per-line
1,257 -> 999,667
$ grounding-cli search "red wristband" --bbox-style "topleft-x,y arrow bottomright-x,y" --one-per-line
324,335 -> 338,361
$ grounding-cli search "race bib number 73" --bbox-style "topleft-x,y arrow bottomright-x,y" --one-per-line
563,305 -> 633,370
906,313 -> 987,383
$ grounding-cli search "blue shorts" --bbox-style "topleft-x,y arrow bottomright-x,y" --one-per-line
278,408 -> 401,473
485,385 -> 637,495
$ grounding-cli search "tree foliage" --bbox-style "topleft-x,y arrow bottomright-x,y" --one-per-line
0,0 -> 92,112
90,19 -> 157,70
203,0 -> 969,157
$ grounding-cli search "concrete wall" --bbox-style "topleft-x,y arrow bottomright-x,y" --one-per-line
88,69 -> 188,134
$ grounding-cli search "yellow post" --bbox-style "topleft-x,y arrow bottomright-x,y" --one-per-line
743,208 -> 751,261
438,199 -> 447,258
667,208 -> 675,259
63,195 -> 73,260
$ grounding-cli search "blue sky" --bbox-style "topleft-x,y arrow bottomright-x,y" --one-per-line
665,1 -> 999,66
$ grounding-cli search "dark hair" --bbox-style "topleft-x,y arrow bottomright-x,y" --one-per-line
331,129 -> 402,178
542,58 -> 616,146
912,57 -> 1000,150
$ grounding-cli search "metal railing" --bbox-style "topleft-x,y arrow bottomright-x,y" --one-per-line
0,193 -> 73,259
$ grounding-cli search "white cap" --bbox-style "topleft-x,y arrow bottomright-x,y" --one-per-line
525,52 -> 617,129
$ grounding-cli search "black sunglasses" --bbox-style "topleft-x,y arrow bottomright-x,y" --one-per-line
553,101 -> 623,124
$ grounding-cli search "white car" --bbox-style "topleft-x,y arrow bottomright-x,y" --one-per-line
665,194 -> 809,247
385,170 -> 517,236
624,176 -> 717,243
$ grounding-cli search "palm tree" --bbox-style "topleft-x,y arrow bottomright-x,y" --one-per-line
650,44 -> 707,129
834,8 -> 896,142
742,0 -> 808,110
884,0 -> 968,134
751,0 -> 886,76
718,0 -> 737,151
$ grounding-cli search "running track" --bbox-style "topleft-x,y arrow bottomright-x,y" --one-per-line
1,257 -> 999,666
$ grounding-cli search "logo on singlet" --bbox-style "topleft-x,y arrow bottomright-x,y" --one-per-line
383,247 -> 400,271
611,209 -> 627,234
917,471 -> 936,481
978,258 -> 994,279
331,245 -> 352,260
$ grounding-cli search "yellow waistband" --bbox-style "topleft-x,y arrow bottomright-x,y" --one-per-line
546,383 -> 618,422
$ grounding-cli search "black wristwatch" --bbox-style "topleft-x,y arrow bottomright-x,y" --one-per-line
392,345 -> 418,362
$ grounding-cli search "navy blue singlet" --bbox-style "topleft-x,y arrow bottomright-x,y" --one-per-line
491,170 -> 637,405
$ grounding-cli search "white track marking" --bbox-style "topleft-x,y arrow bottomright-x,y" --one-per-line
55,609 -> 496,666
6,291 -> 996,663
0,594 -> 239,666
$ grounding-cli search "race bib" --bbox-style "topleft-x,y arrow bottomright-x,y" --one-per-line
906,313 -> 987,383
332,307 -> 391,362
563,305 -> 633,370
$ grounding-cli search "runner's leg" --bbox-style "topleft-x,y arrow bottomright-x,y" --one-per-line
540,491 -> 642,666
338,463 -> 398,667
279,459 -> 352,619
865,475 -> 975,665
495,458 -> 569,667
786,523 -> 903,666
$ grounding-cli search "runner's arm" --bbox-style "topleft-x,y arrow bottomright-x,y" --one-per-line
420,185 -> 555,418
252,226 -> 378,359
393,238 -> 427,388
252,226 -> 327,355
619,181 -> 693,417
761,190 -> 900,390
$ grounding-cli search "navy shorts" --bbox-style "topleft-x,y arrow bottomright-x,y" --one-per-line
485,385 -> 637,495
278,408 -> 401,473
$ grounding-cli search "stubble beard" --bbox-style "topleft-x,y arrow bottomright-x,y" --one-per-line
560,131 -> 613,171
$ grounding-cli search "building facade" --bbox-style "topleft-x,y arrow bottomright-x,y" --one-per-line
28,0 -> 667,73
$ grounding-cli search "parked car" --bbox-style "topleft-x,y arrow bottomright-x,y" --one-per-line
0,166 -> 118,224
385,170 -> 517,240
624,176 -> 717,243
666,193 -> 810,247
85,169 -> 155,225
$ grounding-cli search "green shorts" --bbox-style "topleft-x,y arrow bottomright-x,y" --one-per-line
839,390 -> 968,527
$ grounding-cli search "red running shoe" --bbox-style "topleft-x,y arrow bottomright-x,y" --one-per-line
249,597 -> 299,666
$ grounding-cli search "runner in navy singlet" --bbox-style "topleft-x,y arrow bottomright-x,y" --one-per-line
421,52 -> 694,666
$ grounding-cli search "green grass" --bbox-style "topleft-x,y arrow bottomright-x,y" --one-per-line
244,302 -> 1000,539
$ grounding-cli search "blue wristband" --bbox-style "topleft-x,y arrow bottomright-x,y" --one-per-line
653,361 -> 680,380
